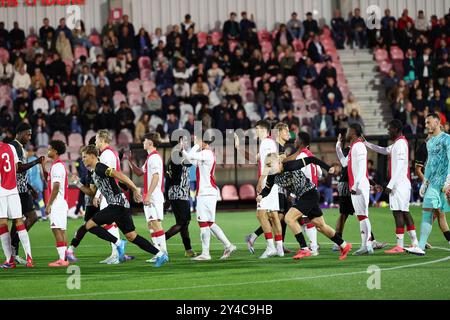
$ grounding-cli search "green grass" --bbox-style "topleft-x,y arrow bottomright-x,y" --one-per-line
1,206 -> 450,300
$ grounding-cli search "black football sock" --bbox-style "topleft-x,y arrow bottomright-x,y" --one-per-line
88,226 -> 118,243
370,232 -> 376,241
254,226 -> 264,237
165,224 -> 181,241
180,225 -> 192,251
330,233 -> 345,246
9,224 -> 20,255
70,224 -> 88,248
131,234 -> 159,255
443,231 -> 450,242
281,219 -> 287,241
336,231 -> 343,238
295,232 -> 308,249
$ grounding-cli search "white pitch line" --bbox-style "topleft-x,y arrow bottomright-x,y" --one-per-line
8,247 -> 450,300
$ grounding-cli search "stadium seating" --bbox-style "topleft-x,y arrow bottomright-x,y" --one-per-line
221,185 -> 239,201
239,184 -> 256,200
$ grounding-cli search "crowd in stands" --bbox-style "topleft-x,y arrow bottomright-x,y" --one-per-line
365,8 -> 450,133
0,10 -> 366,148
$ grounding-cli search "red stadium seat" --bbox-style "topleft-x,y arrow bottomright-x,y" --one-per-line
228,40 -> 239,52
292,39 -> 303,52
142,80 -> 156,95
26,36 -> 38,49
84,130 -> 96,145
211,32 -> 222,45
379,60 -> 393,74
117,129 -> 133,148
140,68 -> 151,81
113,91 -> 127,108
390,46 -> 404,60
221,185 -> 239,201
375,48 -> 388,62
128,92 -> 143,106
261,41 -> 273,54
0,48 -> 10,62
52,131 -> 67,144
239,184 -> 256,200
126,80 -> 141,94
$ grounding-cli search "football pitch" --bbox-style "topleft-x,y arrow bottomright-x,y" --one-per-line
1,207 -> 449,300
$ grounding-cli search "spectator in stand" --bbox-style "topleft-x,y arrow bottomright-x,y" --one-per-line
233,109 -> 251,131
347,108 -> 365,130
287,12 -> 304,40
119,15 -> 135,37
31,67 -> 46,91
221,74 -> 241,103
32,89 -> 49,114
397,9 -> 414,30
103,29 -> 119,58
334,107 -> 349,136
331,9 -> 346,49
34,118 -> 50,148
223,12 -> 240,41
48,105 -> 67,134
410,88 -> 427,119
12,67 -> 31,98
303,12 -> 319,41
9,21 -> 25,50
350,8 -> 367,49
191,76 -> 209,107
399,21 -> 418,52
429,88 -> 446,113
174,78 -> 191,102
0,57 -> 14,84
404,113 -> 424,135
164,111 -> 180,135
55,18 -> 73,42
312,106 -> 334,138
79,79 -> 97,105
66,104 -> 83,135
152,28 -> 167,48
14,88 -> 32,113
282,109 -> 300,128
72,20 -> 91,50
344,92 -> 361,115
381,9 -> 396,29
308,34 -> 326,63
275,24 -> 293,50
47,53 -> 67,82
96,78 -> 112,102
319,56 -> 337,88
417,46 -> 434,83
118,25 -> 135,52
183,27 -> 198,63
110,66 -> 126,94
156,62 -> 174,93
184,113 -> 195,134
240,12 -> 257,43
116,101 -> 135,133
392,91 -> 409,119
134,113 -> 150,143
384,69 -> 399,98
77,65 -> 95,87
125,51 -> 139,81
207,61 -> 225,90
415,10 -> 428,33
367,160 -> 382,206
0,22 -> 8,48
280,46 -> 296,76
264,109 -> 279,128
403,48 -> 417,83
257,82 -> 276,117
143,89 -> 161,116
277,84 -> 294,112
42,29 -> 56,52
181,14 -> 195,35
96,102 -> 116,131
298,57 -> 318,88
398,101 -> 415,126
39,18 -> 55,43
321,77 -> 343,109
324,92 -> 344,113
135,27 -> 152,57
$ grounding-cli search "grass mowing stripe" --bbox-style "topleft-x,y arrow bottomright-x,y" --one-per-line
11,248 -> 450,300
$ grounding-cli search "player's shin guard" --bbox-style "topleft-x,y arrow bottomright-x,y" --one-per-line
152,230 -> 167,253
407,225 -> 418,246
131,235 -> 159,255
357,216 -> 372,247
209,222 -> 231,248
0,225 -> 12,262
199,222 -> 211,256
419,211 -> 433,250
16,224 -> 32,259
305,223 -> 318,251
105,224 -> 120,257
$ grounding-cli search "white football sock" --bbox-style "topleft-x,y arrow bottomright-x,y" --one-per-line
359,217 -> 372,247
0,226 -> 12,262
17,227 -> 32,259
396,228 -> 405,247
56,243 -> 66,260
305,224 -> 318,251
210,223 -> 231,248
107,225 -> 120,257
407,228 -> 418,246
249,233 -> 258,242
200,226 -> 211,256
153,230 -> 167,253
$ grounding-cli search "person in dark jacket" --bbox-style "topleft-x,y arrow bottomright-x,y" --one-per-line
223,12 -> 240,40
303,12 -> 319,41
308,34 -> 326,63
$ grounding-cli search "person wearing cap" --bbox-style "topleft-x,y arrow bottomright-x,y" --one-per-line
32,89 -> 49,114
182,134 -> 237,261
287,12 -> 304,40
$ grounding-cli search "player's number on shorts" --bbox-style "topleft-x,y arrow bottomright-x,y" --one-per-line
1,153 -> 11,172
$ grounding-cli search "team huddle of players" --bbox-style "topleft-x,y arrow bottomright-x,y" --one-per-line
1,113 -> 450,269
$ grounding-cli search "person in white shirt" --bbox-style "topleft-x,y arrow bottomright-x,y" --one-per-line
0,60 -> 14,84
92,129 -> 129,264
12,67 -> 31,98
336,123 -> 374,255
363,120 -> 418,253
43,140 -> 69,267
127,133 -> 168,261
182,134 -> 236,261
32,89 -> 49,114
